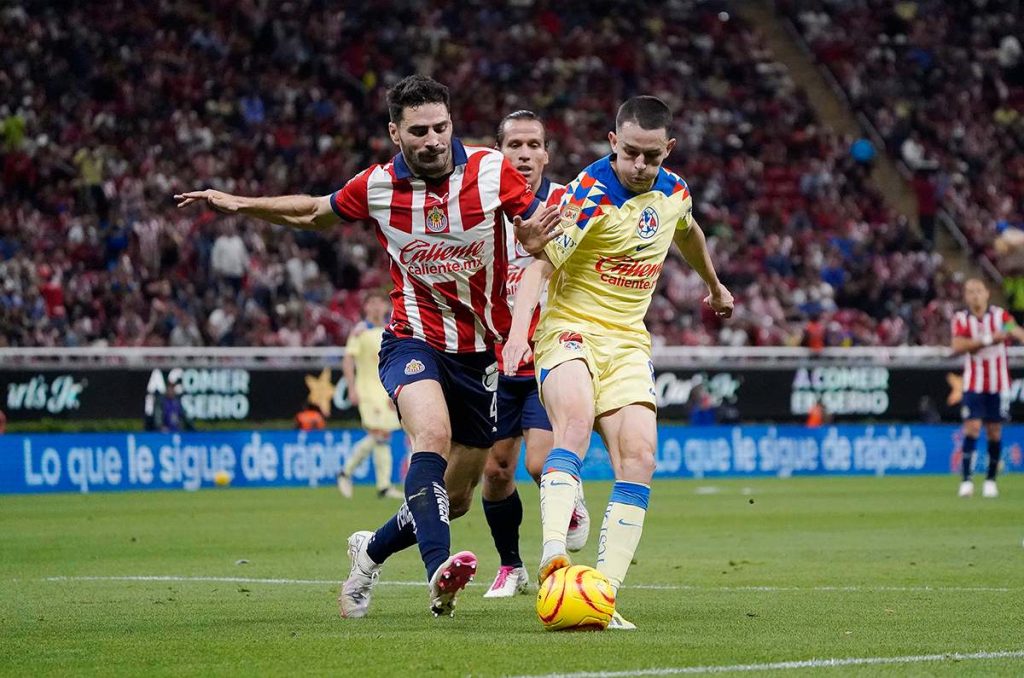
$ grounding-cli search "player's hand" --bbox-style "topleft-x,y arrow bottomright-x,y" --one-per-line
348,387 -> 360,407
705,282 -> 734,319
174,189 -> 244,213
513,204 -> 561,256
502,336 -> 533,377
991,331 -> 1007,345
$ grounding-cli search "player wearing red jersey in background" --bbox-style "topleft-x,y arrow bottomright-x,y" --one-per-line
176,75 -> 561,619
481,111 -> 591,599
951,278 -> 1024,498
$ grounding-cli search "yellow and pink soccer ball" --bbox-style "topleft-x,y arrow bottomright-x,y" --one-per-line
536,565 -> 615,631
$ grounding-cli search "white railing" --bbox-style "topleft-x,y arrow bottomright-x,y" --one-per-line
0,345 -> 1002,368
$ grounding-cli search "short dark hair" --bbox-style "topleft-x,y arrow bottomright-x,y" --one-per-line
496,110 -> 546,147
386,75 -> 450,123
616,96 -> 672,133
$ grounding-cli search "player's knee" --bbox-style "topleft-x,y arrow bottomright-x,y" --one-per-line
483,458 -> 515,489
619,439 -> 657,479
964,421 -> 982,437
412,425 -> 452,454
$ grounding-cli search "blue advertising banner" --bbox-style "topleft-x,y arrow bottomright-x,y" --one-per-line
1,429 -> 407,495
2,425 -> 1021,494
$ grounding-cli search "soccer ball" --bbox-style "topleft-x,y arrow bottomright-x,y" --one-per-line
536,565 -> 615,631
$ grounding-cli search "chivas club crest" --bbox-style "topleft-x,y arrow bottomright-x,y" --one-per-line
637,206 -> 659,239
426,206 -> 448,233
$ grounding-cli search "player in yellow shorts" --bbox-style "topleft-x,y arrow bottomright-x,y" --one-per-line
336,291 -> 404,500
503,96 -> 734,629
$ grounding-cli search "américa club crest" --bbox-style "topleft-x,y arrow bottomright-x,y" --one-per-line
637,206 -> 659,239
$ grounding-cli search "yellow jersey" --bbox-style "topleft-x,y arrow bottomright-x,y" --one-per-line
539,156 -> 695,346
345,322 -> 390,403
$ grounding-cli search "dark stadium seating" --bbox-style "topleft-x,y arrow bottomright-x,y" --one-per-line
783,0 -> 1024,274
0,1 -> 962,348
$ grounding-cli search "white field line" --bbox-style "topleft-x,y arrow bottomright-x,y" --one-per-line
506,650 -> 1024,678
34,575 -> 1021,594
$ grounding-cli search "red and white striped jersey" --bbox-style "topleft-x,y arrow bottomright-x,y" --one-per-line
330,139 -> 540,353
498,178 -> 565,375
951,306 -> 1011,394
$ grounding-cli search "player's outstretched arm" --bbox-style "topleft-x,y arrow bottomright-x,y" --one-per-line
672,221 -> 734,318
502,256 -> 554,376
174,190 -> 340,231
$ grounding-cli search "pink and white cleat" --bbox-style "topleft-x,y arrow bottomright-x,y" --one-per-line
483,565 -> 529,598
429,551 -> 478,616
566,488 -> 590,552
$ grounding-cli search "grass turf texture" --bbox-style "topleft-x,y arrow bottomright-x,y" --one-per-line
2,476 -> 1023,677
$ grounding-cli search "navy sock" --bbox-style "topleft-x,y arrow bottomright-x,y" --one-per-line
986,439 -> 1001,481
962,435 -> 977,480
404,452 -> 451,580
483,489 -> 524,568
366,502 -> 417,564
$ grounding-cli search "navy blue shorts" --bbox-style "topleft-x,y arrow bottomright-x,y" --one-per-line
378,332 -> 499,449
961,392 -> 1009,423
496,374 -> 552,440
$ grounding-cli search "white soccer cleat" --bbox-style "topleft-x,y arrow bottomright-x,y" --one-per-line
958,480 -> 974,498
608,610 -> 637,630
338,530 -> 380,618
483,565 -> 529,598
336,472 -> 354,499
379,486 -> 405,500
429,551 -> 478,617
566,489 -> 591,553
982,480 -> 999,498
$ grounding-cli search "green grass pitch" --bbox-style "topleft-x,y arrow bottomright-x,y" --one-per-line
2,476 -> 1023,676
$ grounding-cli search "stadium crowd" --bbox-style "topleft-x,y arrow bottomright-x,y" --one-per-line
0,0 -> 964,350
784,0 -> 1024,273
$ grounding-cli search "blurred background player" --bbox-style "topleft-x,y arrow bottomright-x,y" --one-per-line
950,278 -> 1024,498
177,75 -> 561,619
481,111 -> 590,599
505,96 -> 734,629
336,291 -> 403,500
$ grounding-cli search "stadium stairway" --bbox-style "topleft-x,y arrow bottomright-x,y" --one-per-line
736,0 -> 989,293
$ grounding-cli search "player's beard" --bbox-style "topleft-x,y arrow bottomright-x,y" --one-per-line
403,144 -> 452,179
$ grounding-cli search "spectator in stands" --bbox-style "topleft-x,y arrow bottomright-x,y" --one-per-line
210,222 -> 249,295
0,1 -> 958,349
911,169 -> 941,248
